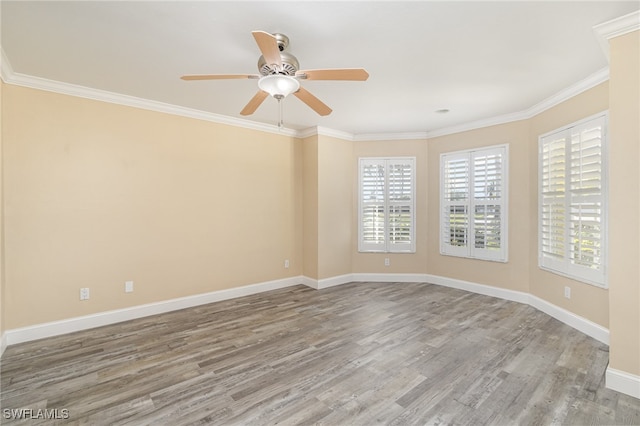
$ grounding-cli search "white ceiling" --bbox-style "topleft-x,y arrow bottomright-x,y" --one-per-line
1,1 -> 638,136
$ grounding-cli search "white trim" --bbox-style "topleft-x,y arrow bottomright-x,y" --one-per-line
316,126 -> 355,141
0,271 -> 613,349
428,274 -> 607,344
301,274 -> 357,289
0,271 -> 614,385
358,157 -> 416,253
1,48 -> 14,83
537,109 -> 609,140
528,295 -> 609,345
426,110 -> 528,139
354,132 -> 428,142
527,68 -> 610,117
606,367 -> 640,399
424,273 -> 530,305
439,144 -> 509,262
3,276 -> 302,346
317,274 -> 354,289
427,68 -> 610,139
0,48 -> 610,144
538,111 -> 609,289
594,10 -> 640,61
0,332 -> 7,358
352,273 -> 429,283
301,275 -> 319,289
350,272 -> 608,345
297,126 -> 355,141
303,273 -> 430,286
1,68 -> 298,138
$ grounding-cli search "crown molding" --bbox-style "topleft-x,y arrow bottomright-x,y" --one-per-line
426,111 -> 527,139
297,126 -> 427,142
316,126 -> 356,141
296,126 -> 321,140
593,10 -> 640,61
1,48 -> 14,82
525,67 -> 610,117
425,67 -> 609,139
302,66 -> 609,141
0,47 -> 611,143
295,126 -> 354,141
353,131 -> 428,142
0,54 -> 298,138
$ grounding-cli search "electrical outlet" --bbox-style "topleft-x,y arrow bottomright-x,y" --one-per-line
125,280 -> 134,293
564,286 -> 571,299
284,259 -> 290,269
384,258 -> 390,267
80,287 -> 90,301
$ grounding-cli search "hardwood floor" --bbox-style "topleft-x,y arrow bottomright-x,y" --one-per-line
2,282 -> 639,425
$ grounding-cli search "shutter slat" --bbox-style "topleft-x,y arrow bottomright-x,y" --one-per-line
360,158 -> 414,252
539,115 -> 607,284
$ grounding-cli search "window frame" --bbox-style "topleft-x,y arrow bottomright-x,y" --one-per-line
358,157 -> 416,253
439,144 -> 509,262
538,111 -> 608,288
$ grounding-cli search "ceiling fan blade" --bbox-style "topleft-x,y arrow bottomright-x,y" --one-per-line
296,68 -> 369,81
252,31 -> 282,68
181,74 -> 259,81
240,90 -> 269,116
293,87 -> 332,116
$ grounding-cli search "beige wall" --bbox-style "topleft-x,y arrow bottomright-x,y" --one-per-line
427,121 -> 531,293
1,33 -> 637,386
302,135 -> 319,280
3,85 -> 303,328
528,82 -> 610,328
351,139 -> 428,274
317,135 -> 353,279
608,30 -> 640,376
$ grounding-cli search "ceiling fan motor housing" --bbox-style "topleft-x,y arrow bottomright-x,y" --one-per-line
257,33 -> 299,76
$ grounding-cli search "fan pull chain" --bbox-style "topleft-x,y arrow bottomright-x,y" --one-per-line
275,94 -> 284,130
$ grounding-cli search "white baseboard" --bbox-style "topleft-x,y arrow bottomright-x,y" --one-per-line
302,273 -> 356,289
301,275 -> 319,289
304,272 -> 429,289
528,295 -> 609,345
4,276 -> 303,347
424,274 -> 531,304
352,273 -> 430,283
606,367 -> 640,399
2,272 -> 609,348
2,271 -> 634,399
348,273 -> 609,345
318,273 -> 354,289
0,331 -> 6,357
423,274 -> 608,345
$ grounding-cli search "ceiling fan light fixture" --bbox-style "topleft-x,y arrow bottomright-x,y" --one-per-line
258,74 -> 300,98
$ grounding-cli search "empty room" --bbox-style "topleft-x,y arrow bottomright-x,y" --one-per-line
0,1 -> 639,424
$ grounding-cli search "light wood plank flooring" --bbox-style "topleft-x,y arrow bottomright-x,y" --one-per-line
2,282 -> 639,425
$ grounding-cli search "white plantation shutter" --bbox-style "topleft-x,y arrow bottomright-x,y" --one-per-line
539,113 -> 607,287
359,158 -> 415,253
442,153 -> 470,257
360,160 -> 386,251
472,148 -> 506,260
440,145 -> 508,261
540,135 -> 566,263
388,162 -> 414,251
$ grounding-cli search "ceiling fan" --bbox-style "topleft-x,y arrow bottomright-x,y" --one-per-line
181,31 -> 369,121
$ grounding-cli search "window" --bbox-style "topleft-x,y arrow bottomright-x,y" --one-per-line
359,157 -> 415,253
539,113 -> 607,287
440,145 -> 508,262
